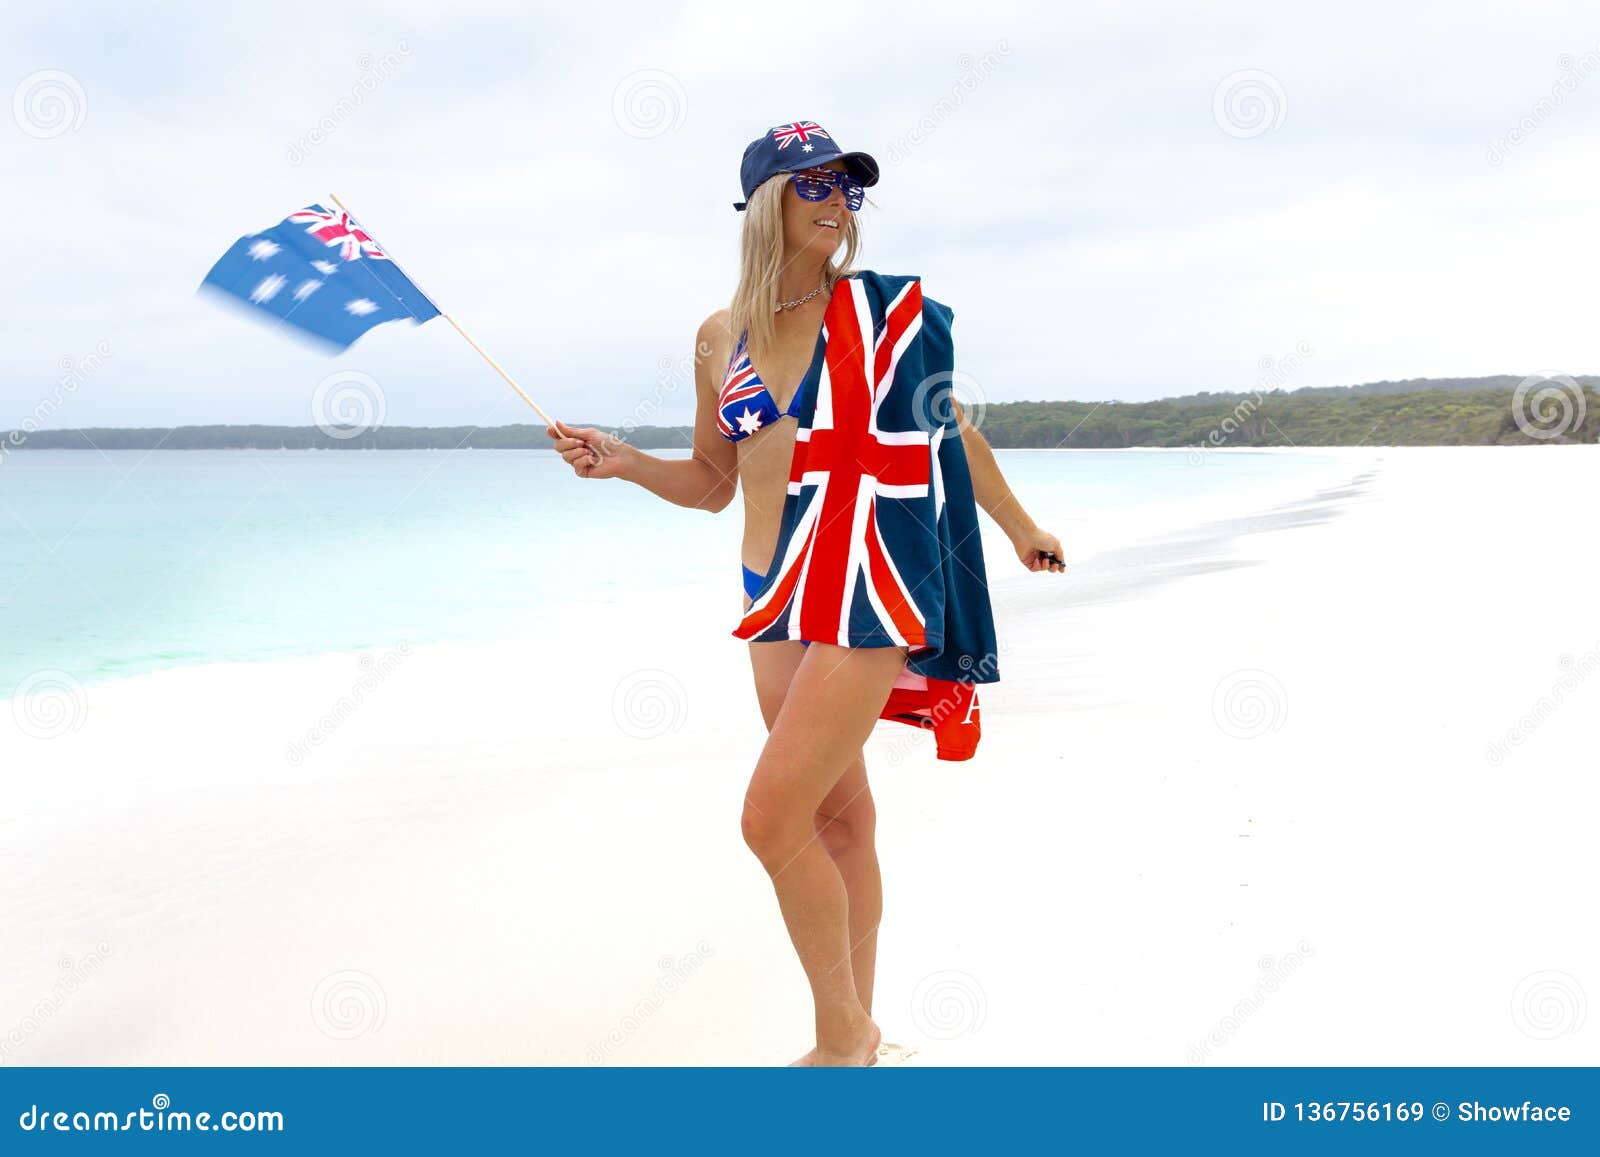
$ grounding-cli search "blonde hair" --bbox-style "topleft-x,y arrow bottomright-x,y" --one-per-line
729,173 -> 860,356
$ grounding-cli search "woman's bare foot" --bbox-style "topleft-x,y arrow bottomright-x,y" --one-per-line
810,1020 -> 882,1067
788,1047 -> 817,1067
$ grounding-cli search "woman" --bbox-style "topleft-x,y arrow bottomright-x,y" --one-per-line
547,122 -> 1062,1066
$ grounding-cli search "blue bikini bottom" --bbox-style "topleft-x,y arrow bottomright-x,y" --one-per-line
741,565 -> 809,646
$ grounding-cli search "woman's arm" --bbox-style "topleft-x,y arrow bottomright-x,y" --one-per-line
545,313 -> 739,513
953,400 -> 1064,573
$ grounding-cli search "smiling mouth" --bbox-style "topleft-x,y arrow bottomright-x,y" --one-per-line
814,218 -> 839,230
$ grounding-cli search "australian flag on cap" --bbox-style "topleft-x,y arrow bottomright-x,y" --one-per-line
734,120 -> 880,210
200,204 -> 440,350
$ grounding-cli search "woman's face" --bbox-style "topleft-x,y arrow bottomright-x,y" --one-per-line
780,159 -> 850,260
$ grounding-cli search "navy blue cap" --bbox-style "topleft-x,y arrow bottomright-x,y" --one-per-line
733,120 -> 879,211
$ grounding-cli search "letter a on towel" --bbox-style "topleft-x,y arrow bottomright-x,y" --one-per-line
733,272 -> 1000,760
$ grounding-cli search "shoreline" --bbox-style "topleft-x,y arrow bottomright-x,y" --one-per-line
2,448 -> 1360,698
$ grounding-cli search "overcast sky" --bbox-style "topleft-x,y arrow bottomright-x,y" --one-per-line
4,0 -> 1598,430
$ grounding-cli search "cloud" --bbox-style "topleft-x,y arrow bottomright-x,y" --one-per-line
2,0 -> 1598,428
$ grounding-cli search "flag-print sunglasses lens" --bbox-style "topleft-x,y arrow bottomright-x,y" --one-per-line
790,170 -> 864,210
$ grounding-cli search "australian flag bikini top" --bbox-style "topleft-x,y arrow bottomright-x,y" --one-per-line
715,331 -> 817,442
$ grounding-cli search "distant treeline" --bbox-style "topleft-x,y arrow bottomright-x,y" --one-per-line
1223,374 -> 1600,400
975,385 -> 1600,448
7,377 -> 1597,451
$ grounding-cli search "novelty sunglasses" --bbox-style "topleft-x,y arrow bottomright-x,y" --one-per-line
789,168 -> 866,211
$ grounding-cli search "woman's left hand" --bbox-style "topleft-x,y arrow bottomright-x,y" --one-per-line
1012,525 -> 1065,573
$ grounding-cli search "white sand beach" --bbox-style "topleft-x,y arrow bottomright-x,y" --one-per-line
3,446 -> 1596,1067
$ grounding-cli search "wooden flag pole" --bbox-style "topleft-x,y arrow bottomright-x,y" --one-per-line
437,311 -> 557,429
327,194 -> 587,453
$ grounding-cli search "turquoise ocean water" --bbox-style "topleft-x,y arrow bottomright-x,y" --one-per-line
0,448 -> 1335,693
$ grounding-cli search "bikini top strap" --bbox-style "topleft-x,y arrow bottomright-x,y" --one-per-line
727,329 -> 749,372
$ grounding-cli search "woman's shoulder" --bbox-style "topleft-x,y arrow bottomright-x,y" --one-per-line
695,308 -> 737,376
697,307 -> 735,346
698,307 -> 736,342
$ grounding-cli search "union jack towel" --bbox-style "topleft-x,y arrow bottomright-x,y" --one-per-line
733,272 -> 999,760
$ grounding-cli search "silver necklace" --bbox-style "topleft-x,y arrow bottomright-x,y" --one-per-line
775,281 -> 828,313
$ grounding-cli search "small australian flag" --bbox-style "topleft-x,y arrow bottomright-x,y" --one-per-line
200,203 -> 440,350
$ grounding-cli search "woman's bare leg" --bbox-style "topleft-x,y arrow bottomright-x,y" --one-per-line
747,640 -> 883,1063
740,641 -> 906,1066
813,754 -> 880,1014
